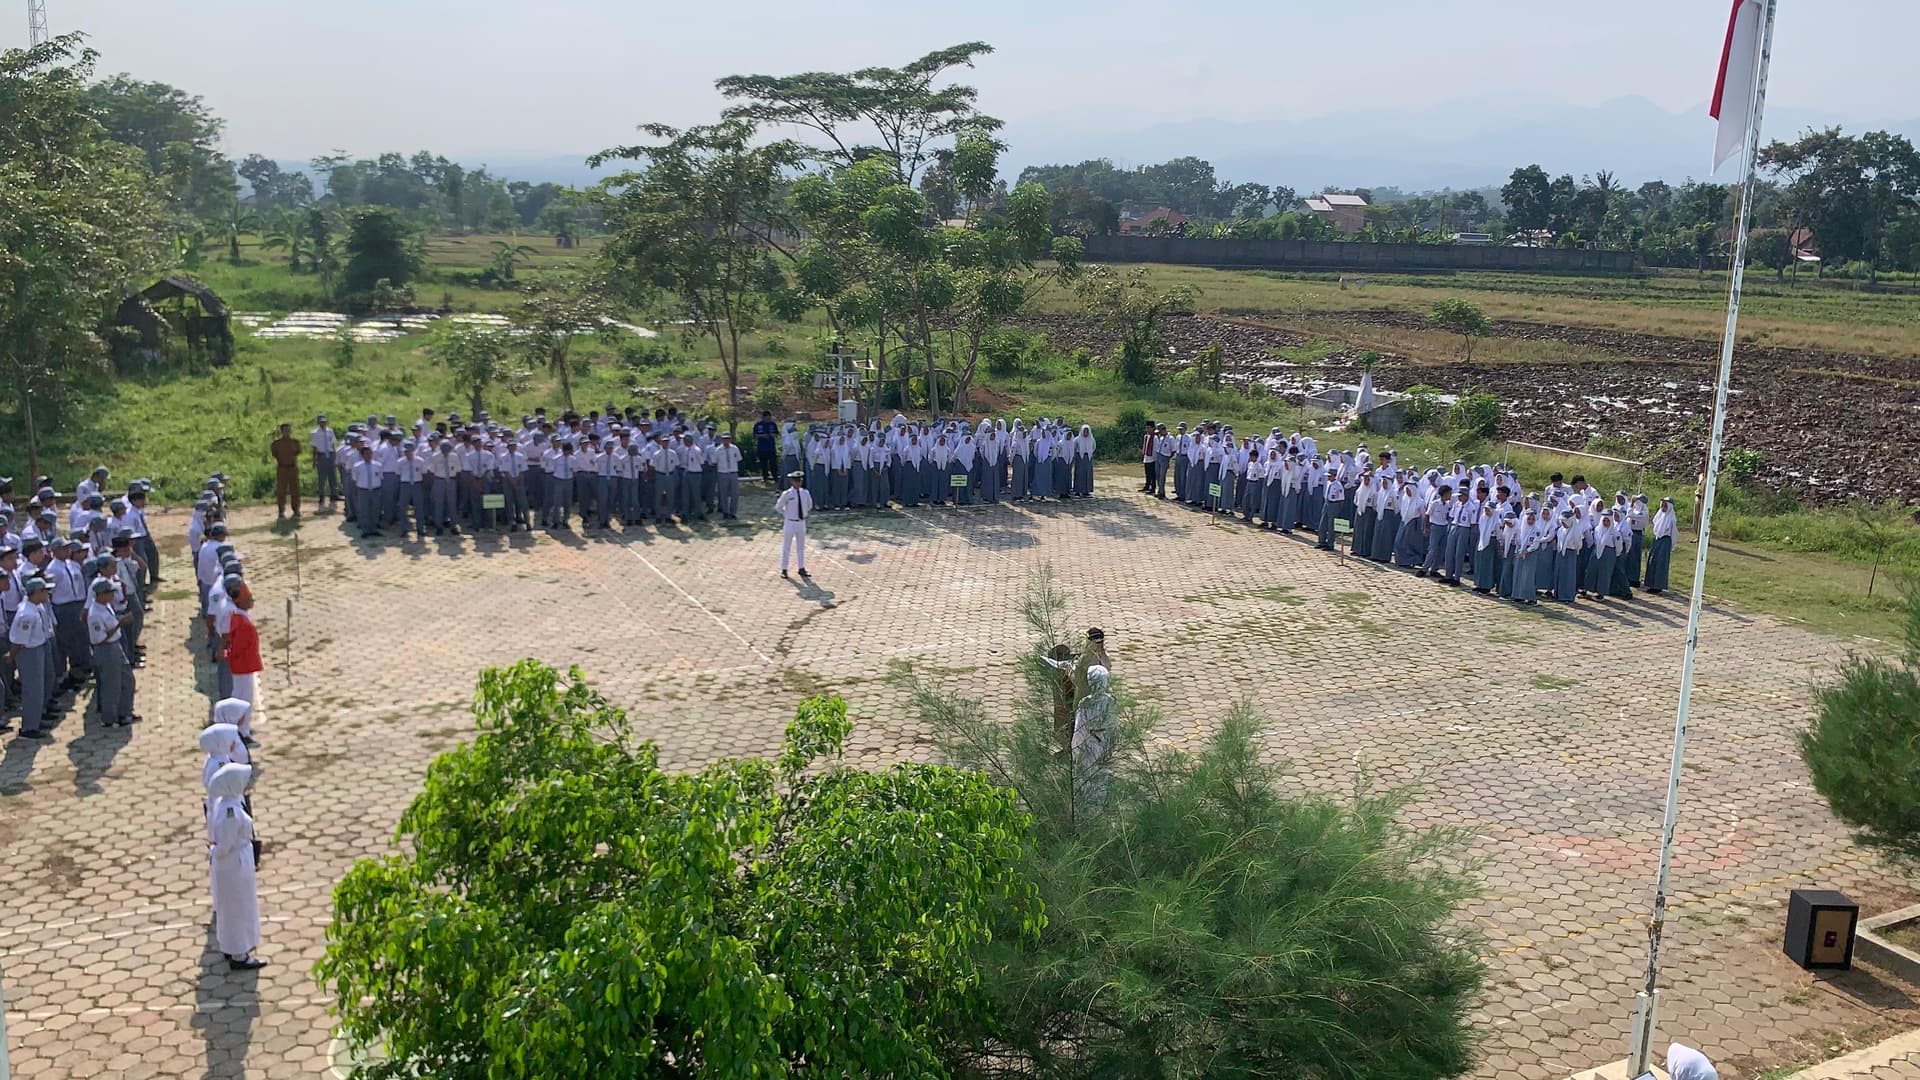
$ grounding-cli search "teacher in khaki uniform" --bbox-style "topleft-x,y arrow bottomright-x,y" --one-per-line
270,423 -> 302,519
773,471 -> 813,581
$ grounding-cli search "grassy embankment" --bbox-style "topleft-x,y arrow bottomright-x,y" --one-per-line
14,245 -> 1917,642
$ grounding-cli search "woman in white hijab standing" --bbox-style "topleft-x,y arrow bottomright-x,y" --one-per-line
1072,425 -> 1095,497
1645,497 -> 1677,594
206,762 -> 266,970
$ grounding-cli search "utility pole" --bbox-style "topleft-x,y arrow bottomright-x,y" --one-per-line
28,0 -> 48,45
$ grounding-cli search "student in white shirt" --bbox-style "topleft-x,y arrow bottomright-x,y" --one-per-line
774,471 -> 814,580
713,434 -> 743,519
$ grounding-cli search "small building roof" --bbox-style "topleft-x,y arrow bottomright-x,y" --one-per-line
1318,193 -> 1369,207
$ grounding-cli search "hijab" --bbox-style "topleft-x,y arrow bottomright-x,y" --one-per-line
1666,1044 -> 1717,1080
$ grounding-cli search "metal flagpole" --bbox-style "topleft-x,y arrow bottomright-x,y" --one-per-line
1627,0 -> 1779,1073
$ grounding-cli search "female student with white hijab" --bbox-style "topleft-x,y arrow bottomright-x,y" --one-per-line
206,761 -> 266,969
1644,497 -> 1677,594
1472,502 -> 1501,592
1071,425 -> 1096,497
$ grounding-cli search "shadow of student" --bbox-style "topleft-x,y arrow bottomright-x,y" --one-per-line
192,925 -> 260,1080
0,733 -> 48,796
68,715 -> 133,798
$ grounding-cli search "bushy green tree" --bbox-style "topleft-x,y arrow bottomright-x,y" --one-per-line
1075,266 -> 1195,386
339,206 -> 419,297
319,661 -> 1039,1079
912,569 -> 1485,1079
1429,298 -> 1491,361
0,37 -> 169,480
428,324 -> 520,418
1801,581 -> 1920,867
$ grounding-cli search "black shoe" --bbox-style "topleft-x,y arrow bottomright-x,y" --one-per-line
241,735 -> 258,748
227,955 -> 267,971
798,569 -> 812,579
780,570 -> 790,580
17,730 -> 51,741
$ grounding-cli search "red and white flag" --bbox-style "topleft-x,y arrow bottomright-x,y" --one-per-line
1710,0 -> 1766,173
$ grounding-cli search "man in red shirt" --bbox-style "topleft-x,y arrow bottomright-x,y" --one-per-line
223,578 -> 263,725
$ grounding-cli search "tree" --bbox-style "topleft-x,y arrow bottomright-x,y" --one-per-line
83,73 -> 235,217
487,239 -> 538,282
1763,127 -> 1920,280
511,278 -> 612,413
1430,298 -> 1492,360
0,37 -> 169,480
717,44 -> 1005,415
319,660 -> 1038,1078
1801,580 -> 1920,868
717,41 -> 1000,187
1749,229 -> 1793,279
595,122 -> 799,434
1076,266 -> 1195,385
304,208 -> 338,290
1500,165 -> 1553,241
911,568 -> 1484,1079
946,183 -> 1080,409
218,203 -> 255,261
428,324 -> 519,417
340,206 -> 418,297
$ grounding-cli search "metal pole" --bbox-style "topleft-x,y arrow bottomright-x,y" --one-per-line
1628,1 -> 1777,1072
284,596 -> 293,686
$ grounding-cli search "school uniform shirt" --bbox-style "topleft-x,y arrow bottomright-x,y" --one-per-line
497,447 -> 527,478
351,458 -> 383,491
545,451 -> 576,480
714,443 -> 743,473
9,600 -> 52,648
86,598 -> 122,646
49,558 -> 86,605
775,486 -> 814,521
378,442 -> 401,476
208,586 -> 235,638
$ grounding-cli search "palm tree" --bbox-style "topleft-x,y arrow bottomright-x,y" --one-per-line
488,239 -> 539,282
260,210 -> 307,271
222,204 -> 258,261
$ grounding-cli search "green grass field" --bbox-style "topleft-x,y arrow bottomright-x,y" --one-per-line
12,239 -> 1917,642
1035,265 -> 1920,359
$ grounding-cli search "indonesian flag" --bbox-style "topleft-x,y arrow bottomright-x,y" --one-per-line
1710,0 -> 1765,173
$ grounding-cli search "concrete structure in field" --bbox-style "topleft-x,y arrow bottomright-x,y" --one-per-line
1303,192 -> 1370,234
1080,233 -> 1636,273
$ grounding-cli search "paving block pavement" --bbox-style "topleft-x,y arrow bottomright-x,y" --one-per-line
3,472 -> 1916,1078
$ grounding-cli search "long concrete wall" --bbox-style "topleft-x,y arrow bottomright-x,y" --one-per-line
1081,234 -> 1635,273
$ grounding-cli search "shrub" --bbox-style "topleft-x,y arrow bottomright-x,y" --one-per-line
1724,446 -> 1766,484
1096,405 -> 1155,462
318,662 -> 1039,1077
1429,298 -> 1492,360
911,569 -> 1485,1079
750,381 -> 784,411
982,325 -> 1049,377
1401,383 -> 1443,431
1448,391 -> 1504,439
1801,580 -> 1920,867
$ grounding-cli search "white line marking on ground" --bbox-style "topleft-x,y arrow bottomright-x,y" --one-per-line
619,542 -> 774,665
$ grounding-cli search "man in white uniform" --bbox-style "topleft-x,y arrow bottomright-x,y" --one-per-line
773,471 -> 813,581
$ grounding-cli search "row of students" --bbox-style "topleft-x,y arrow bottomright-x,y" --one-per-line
1138,423 -> 1681,605
782,417 -> 1097,508
3,470 -> 158,740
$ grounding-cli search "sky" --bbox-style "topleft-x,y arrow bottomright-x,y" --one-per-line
31,0 -> 1920,186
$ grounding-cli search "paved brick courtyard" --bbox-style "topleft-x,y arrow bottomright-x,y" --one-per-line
3,471 -> 1917,1079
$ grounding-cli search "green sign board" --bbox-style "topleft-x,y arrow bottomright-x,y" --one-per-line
482,494 -> 506,509
1208,483 -> 1222,498
951,473 -> 968,488
1333,518 -> 1352,534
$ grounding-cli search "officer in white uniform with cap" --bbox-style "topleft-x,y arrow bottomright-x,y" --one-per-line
773,471 -> 813,581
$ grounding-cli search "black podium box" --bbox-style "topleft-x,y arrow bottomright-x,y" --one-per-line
1784,888 -> 1858,971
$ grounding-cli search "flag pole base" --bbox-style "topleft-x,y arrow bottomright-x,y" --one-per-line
1564,1061 -> 1670,1080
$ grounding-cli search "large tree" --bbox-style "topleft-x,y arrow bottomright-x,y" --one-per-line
594,121 -> 801,432
319,662 -> 1037,1078
0,38 -> 169,480
84,72 -> 235,217
1763,127 -> 1920,278
339,206 -> 419,297
1500,164 -> 1553,241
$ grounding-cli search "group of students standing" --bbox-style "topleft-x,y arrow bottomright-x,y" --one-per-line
295,404 -> 755,539
783,415 -> 1098,509
2,469 -> 160,740
1139,422 -> 1681,605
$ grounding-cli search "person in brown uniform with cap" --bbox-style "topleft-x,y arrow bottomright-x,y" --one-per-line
270,423 -> 302,519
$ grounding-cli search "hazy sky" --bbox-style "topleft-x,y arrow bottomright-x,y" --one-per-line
35,0 -> 1919,165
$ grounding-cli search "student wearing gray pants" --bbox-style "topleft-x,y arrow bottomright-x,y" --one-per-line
88,581 -> 136,725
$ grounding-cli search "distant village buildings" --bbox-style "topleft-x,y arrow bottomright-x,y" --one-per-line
1303,192 -> 1369,235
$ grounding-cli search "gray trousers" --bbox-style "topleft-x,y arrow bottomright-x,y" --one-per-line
717,473 -> 740,516
17,641 -> 49,734
1423,523 -> 1451,572
397,481 -> 426,535
93,639 -> 134,722
54,601 -> 87,681
314,451 -> 338,502
1445,521 -> 1472,580
434,478 -> 458,528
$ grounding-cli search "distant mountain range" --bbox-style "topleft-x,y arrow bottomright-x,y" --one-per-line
272,96 -> 1920,197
